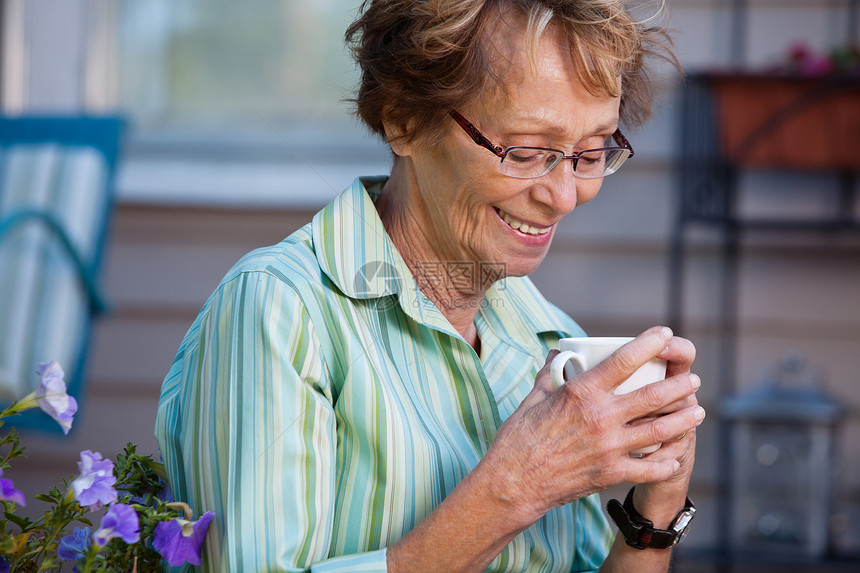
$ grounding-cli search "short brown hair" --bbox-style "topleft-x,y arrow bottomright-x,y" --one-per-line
345,0 -> 677,144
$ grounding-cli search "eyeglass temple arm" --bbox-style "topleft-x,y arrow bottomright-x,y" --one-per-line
451,109 -> 633,160
612,129 -> 634,157
449,110 -> 505,157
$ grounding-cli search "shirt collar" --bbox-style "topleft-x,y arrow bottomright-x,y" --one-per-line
312,176 -> 395,300
312,176 -> 576,341
312,176 -> 455,334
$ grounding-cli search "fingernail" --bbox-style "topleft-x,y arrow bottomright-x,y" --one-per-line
661,326 -> 673,340
690,373 -> 701,390
673,460 -> 681,472
695,406 -> 706,424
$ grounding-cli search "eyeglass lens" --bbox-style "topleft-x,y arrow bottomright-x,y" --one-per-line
500,147 -> 631,179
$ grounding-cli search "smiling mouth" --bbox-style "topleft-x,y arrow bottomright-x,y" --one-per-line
496,208 -> 552,236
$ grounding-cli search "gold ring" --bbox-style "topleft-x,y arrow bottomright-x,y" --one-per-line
677,432 -> 687,441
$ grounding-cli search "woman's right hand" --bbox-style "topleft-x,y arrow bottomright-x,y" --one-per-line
478,326 -> 703,529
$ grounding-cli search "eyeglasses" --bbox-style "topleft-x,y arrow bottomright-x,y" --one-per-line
449,110 -> 634,180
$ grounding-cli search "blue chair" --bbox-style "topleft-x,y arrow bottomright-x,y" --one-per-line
0,117 -> 125,433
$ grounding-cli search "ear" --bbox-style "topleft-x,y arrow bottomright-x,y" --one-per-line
381,109 -> 415,158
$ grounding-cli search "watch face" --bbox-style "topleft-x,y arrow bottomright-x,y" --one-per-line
671,508 -> 696,545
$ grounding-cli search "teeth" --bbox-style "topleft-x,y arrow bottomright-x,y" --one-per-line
498,209 -> 551,235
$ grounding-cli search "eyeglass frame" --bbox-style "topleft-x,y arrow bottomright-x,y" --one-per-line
448,109 -> 635,179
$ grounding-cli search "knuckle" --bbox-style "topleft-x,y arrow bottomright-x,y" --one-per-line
532,377 -> 554,398
639,383 -> 665,410
647,416 -> 671,442
559,376 -> 592,404
535,364 -> 553,383
597,461 -> 624,489
609,350 -> 639,374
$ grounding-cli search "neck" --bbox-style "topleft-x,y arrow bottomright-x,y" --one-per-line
376,160 -> 489,350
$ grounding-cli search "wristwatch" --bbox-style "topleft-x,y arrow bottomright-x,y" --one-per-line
606,486 -> 696,550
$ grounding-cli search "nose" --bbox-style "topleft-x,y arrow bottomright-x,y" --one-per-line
532,159 -> 580,215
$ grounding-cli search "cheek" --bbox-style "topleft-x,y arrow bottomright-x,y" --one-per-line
445,185 -> 504,248
575,180 -> 604,205
448,192 -> 494,244
445,168 -> 512,215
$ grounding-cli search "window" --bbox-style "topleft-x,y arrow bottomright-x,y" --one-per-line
110,0 -> 390,206
118,0 -> 365,130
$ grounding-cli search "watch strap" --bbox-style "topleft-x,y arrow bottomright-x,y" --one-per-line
606,487 -> 695,550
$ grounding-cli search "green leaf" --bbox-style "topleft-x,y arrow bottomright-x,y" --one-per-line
4,511 -> 31,529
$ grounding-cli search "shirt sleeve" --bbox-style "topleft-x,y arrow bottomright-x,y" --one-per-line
570,493 -> 615,573
155,270 -> 388,572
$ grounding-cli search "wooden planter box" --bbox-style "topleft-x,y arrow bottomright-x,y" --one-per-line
709,74 -> 860,170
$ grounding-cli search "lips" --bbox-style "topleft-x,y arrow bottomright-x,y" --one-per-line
496,208 -> 552,236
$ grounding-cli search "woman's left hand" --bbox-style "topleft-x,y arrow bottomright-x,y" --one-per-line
631,335 -> 701,527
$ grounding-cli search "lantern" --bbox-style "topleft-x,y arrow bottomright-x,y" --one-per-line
722,352 -> 843,558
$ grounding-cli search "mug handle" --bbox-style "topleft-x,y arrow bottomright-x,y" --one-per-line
550,350 -> 588,389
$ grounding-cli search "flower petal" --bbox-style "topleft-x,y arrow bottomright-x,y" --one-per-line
71,451 -> 117,510
94,503 -> 140,546
0,477 -> 26,507
35,360 -> 64,380
34,364 -> 76,435
57,527 -> 91,561
152,510 -> 214,566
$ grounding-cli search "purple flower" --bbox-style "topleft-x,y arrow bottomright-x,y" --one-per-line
71,451 -> 117,510
152,511 -> 214,566
0,557 -> 9,573
57,527 -> 91,561
0,468 -> 26,506
93,503 -> 140,547
34,361 -> 77,435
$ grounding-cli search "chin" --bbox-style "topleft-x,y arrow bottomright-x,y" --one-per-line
497,256 -> 546,279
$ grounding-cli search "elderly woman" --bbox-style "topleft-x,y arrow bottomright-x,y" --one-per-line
156,0 -> 704,571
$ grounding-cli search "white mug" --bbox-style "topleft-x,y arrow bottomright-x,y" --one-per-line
550,337 -> 667,457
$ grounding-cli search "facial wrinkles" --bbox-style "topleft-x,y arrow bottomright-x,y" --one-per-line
396,149 -> 490,291
425,122 -> 550,265
427,159 -> 493,274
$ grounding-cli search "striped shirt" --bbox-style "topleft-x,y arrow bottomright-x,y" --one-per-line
155,176 -> 614,572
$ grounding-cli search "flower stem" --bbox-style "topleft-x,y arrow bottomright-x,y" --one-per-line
165,501 -> 194,521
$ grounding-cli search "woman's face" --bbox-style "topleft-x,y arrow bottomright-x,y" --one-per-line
391,14 -> 622,283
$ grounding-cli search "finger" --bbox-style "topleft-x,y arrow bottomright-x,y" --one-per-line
625,403 -> 705,453
619,454 -> 682,484
629,440 -> 677,466
646,393 -> 699,418
658,336 -> 697,378
590,326 -> 674,392
619,372 -> 701,421
642,430 -> 697,473
627,435 -> 694,481
623,407 -> 697,457
535,350 -> 558,388
656,419 -> 699,449
520,351 -> 558,409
